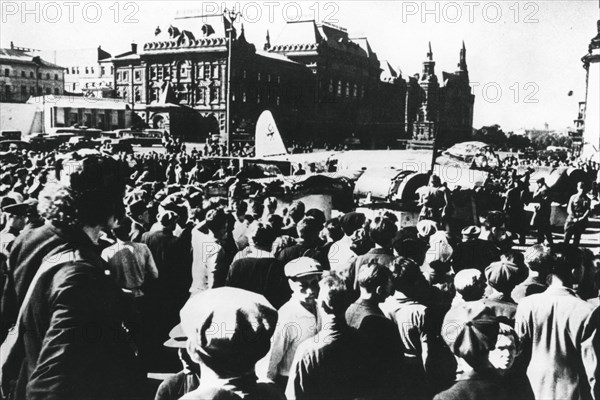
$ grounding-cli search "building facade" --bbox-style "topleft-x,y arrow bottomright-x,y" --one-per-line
41,46 -> 114,98
110,14 -> 474,149
0,43 -> 65,103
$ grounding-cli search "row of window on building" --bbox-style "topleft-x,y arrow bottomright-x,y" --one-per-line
3,68 -> 60,80
65,66 -> 113,76
327,79 -> 365,99
114,63 -> 283,85
4,85 -> 61,96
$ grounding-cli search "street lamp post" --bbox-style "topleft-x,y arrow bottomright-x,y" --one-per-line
225,8 -> 240,156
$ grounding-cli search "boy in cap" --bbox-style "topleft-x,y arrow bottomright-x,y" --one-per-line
267,257 -> 322,390
155,324 -> 200,400
436,304 -> 510,400
180,287 -> 282,400
481,251 -> 527,326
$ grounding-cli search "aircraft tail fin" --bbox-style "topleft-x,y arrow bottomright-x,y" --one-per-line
255,110 -> 287,158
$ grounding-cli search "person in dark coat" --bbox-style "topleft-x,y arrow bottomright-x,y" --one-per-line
345,262 -> 404,399
8,153 -> 143,400
180,287 -> 283,400
277,216 -> 327,266
345,215 -> 397,295
141,209 -> 192,371
226,223 -> 291,308
511,244 -> 552,303
452,226 -> 500,273
436,303 -> 511,400
530,177 -> 553,244
504,178 -> 528,245
286,272 -> 363,400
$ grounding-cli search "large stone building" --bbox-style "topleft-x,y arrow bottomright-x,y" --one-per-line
111,14 -> 474,148
0,43 -> 65,103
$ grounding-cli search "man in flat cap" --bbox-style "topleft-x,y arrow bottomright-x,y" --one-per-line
436,304 -> 510,400
453,226 -> 500,273
154,324 -> 200,400
267,257 -> 323,390
180,287 -> 283,400
480,251 -> 527,326
0,202 -> 27,255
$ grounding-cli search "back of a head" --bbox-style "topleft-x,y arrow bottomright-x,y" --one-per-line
205,208 -> 227,234
358,261 -> 392,293
369,216 -> 398,247
39,153 -> 126,228
113,217 -> 132,242
289,201 -> 305,223
340,212 -> 366,236
524,244 -> 553,274
297,216 -> 321,241
548,248 -> 577,284
250,222 -> 276,250
390,256 -> 422,293
305,208 -> 326,227
319,272 -> 351,316
454,269 -> 485,301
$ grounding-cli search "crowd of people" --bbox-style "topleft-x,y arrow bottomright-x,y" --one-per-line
0,144 -> 599,400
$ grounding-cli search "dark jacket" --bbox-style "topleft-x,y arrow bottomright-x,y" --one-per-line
1,223 -> 89,341
433,369 -> 512,400
15,236 -> 141,400
345,299 -> 404,399
452,239 -> 500,272
225,257 -> 291,309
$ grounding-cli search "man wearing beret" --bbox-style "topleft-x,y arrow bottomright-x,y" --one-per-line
480,251 -> 527,326
436,304 -> 511,400
180,287 -> 283,400
515,249 -> 600,400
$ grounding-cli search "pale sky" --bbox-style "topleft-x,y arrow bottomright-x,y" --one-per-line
1,0 -> 599,132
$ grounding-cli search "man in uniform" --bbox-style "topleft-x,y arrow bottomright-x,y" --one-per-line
531,177 -> 553,245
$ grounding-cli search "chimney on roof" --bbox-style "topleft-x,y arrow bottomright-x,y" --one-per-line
10,41 -> 14,49
131,42 -> 137,54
